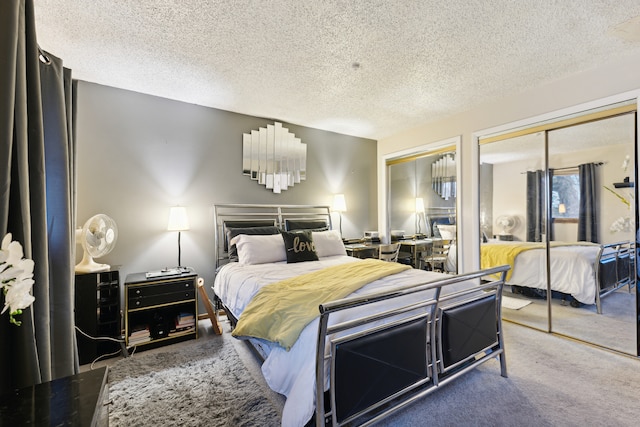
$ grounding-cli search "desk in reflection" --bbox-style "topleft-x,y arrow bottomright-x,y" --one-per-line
397,239 -> 436,268
344,243 -> 379,259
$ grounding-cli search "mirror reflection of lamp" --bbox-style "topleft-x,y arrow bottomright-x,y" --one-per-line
332,194 -> 347,237
558,203 -> 567,214
415,198 -> 427,236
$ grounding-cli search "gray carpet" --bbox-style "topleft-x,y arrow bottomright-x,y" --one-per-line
108,333 -> 281,427
378,321 -> 640,427
106,320 -> 640,427
502,286 -> 637,354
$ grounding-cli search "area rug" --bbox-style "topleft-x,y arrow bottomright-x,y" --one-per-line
502,295 -> 532,310
108,336 -> 281,427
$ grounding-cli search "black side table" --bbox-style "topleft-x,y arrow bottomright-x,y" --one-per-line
0,366 -> 109,426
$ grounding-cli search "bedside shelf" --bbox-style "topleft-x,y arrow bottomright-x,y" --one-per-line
124,269 -> 198,350
75,270 -> 121,365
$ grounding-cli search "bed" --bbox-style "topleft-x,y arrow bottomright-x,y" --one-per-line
480,240 -> 636,313
212,204 -> 510,427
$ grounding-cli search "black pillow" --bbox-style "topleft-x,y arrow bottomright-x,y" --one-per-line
226,226 -> 280,260
281,231 -> 319,263
285,219 -> 328,232
223,220 -> 277,251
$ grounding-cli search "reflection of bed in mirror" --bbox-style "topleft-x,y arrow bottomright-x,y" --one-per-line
212,204 -> 508,426
481,240 -> 636,313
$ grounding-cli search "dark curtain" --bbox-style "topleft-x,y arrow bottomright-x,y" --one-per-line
548,168 -> 554,241
0,0 -> 77,393
578,163 -> 599,243
526,170 -> 545,242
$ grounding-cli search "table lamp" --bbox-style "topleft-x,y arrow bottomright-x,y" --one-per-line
333,194 -> 347,236
167,206 -> 189,267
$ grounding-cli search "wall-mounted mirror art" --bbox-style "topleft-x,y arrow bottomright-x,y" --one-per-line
243,122 -> 307,193
431,153 -> 456,200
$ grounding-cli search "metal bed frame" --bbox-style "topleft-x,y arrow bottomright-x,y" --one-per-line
595,240 -> 636,314
315,265 -> 509,426
212,203 -> 509,426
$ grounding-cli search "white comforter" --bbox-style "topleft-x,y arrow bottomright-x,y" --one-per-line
214,256 -> 452,427
491,242 -> 600,304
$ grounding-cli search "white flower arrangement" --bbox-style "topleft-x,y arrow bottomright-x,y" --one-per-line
0,233 -> 35,326
603,184 -> 634,234
610,216 -> 632,233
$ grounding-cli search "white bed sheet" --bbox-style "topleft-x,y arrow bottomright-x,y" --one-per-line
486,241 -> 600,305
214,255 -> 456,427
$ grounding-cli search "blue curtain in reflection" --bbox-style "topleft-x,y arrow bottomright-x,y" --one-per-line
526,170 -> 545,242
578,163 -> 599,243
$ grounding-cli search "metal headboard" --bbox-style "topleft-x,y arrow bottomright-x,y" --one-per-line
213,204 -> 333,269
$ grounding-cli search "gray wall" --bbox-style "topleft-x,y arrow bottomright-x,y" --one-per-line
74,81 -> 377,296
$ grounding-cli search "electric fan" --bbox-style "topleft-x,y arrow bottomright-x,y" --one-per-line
496,215 -> 517,235
75,214 -> 118,273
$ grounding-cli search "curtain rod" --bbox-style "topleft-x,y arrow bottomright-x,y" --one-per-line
552,161 -> 604,172
549,162 -> 604,171
520,162 -> 605,174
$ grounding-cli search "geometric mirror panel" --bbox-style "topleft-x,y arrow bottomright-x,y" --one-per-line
243,122 -> 306,193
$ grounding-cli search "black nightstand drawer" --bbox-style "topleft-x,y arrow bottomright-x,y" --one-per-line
129,289 -> 196,309
128,280 -> 194,298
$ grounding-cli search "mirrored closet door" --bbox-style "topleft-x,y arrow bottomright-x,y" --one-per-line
479,131 -> 548,332
387,146 -> 458,272
479,101 -> 639,355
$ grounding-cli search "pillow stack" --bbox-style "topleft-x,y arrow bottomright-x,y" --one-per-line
230,229 -> 346,265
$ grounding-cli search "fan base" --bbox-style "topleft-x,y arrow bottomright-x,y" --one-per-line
75,264 -> 110,274
75,254 -> 110,273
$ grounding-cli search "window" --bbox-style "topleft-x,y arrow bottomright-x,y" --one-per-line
552,168 -> 579,221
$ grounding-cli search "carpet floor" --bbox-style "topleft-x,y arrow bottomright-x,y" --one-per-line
502,286 -> 636,354
103,318 -> 640,426
108,327 -> 281,427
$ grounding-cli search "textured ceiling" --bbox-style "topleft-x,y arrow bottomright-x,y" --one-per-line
33,1 -> 640,140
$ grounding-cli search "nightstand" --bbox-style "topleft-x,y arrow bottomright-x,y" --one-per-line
124,268 -> 198,351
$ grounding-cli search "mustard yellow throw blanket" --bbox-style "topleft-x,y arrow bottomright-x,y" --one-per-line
481,241 -> 598,281
232,259 -> 411,350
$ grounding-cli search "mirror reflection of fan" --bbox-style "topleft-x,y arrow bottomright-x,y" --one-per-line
75,214 -> 118,273
496,215 -> 517,235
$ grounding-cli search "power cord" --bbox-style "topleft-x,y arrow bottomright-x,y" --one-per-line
89,348 -> 123,370
75,326 -> 125,343
75,326 -> 131,368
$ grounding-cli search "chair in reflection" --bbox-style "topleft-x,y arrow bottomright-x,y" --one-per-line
378,243 -> 401,262
420,239 -> 451,272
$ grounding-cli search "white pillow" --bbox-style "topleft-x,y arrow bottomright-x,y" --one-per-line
231,234 -> 287,265
312,230 -> 347,258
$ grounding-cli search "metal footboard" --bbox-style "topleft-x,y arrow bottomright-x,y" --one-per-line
595,241 -> 636,314
315,265 -> 509,427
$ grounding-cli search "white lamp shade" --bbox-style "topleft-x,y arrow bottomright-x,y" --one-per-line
333,194 -> 347,212
415,197 -> 425,213
167,206 -> 190,231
